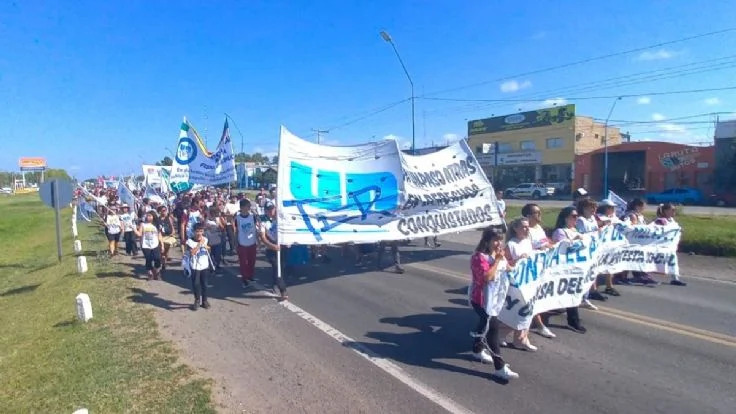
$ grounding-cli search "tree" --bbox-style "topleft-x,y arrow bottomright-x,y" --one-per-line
156,156 -> 173,166
45,168 -> 71,181
271,155 -> 279,165
234,152 -> 251,163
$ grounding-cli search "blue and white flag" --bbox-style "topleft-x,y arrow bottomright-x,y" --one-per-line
609,190 -> 628,218
118,178 -> 137,209
170,118 -> 235,191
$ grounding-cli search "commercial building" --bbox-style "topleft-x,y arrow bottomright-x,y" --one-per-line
467,104 -> 621,193
574,141 -> 715,196
714,119 -> 736,191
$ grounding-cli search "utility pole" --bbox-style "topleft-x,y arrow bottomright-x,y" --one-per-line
312,129 -> 329,144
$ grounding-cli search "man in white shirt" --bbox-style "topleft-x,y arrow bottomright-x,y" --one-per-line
495,190 -> 506,219
224,194 -> 240,254
234,199 -> 259,287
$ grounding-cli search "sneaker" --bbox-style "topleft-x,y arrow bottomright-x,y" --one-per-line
568,322 -> 587,334
589,290 -> 608,301
491,364 -> 519,380
534,326 -> 556,339
473,349 -> 494,364
394,265 -> 405,274
190,300 -> 199,311
434,242 -> 442,248
604,287 -> 621,296
580,299 -> 598,310
670,280 -> 687,287
512,340 -> 537,352
201,301 -> 211,309
242,280 -> 250,288
642,277 -> 659,285
500,340 -> 508,347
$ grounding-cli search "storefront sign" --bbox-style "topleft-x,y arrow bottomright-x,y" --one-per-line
659,147 -> 700,170
19,157 -> 47,171
477,151 -> 542,166
468,104 -> 575,136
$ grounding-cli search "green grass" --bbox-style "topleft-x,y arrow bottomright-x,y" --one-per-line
0,195 -> 214,413
504,205 -> 736,257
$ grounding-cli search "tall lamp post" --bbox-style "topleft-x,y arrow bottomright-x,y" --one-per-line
603,97 -> 622,198
380,30 -> 416,154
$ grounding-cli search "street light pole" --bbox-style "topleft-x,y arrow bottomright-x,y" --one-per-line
603,97 -> 622,199
380,30 -> 415,154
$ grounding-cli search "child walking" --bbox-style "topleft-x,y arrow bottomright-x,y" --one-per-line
187,223 -> 212,310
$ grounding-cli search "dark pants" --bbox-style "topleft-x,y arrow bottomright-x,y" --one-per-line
210,243 -> 223,269
265,249 -> 288,296
226,225 -> 237,253
142,248 -> 161,270
566,307 -> 580,326
191,269 -> 209,303
377,241 -> 401,268
471,302 -> 505,370
123,231 -> 137,254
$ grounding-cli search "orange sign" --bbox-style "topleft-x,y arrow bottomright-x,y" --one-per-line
18,157 -> 47,169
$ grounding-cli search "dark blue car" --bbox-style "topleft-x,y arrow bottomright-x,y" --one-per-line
645,187 -> 705,205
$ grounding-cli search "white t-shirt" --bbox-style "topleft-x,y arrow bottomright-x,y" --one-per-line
528,224 -> 549,250
235,213 -> 257,247
205,219 -> 222,245
140,223 -> 160,249
506,238 -> 533,262
496,199 -> 506,217
186,210 -> 202,239
120,212 -> 136,232
576,215 -> 599,234
106,215 -> 122,234
225,202 -> 240,218
186,237 -> 211,270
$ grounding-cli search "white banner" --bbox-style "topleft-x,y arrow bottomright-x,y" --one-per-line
141,165 -> 171,186
277,127 -> 502,245
497,223 -> 681,329
170,118 -> 236,191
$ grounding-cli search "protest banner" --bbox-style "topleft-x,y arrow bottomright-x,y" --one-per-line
141,165 -> 172,186
170,118 -> 236,191
276,127 -> 503,245
496,222 -> 681,329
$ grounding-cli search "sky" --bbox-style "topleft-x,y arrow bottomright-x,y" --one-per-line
2,0 -> 736,179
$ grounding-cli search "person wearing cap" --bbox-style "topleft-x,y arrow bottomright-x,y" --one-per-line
120,204 -> 138,256
258,202 -> 288,301
569,188 -> 589,208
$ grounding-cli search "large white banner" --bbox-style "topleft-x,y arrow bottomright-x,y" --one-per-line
170,118 -> 236,191
277,127 -> 503,245
497,222 -> 682,329
141,165 -> 171,186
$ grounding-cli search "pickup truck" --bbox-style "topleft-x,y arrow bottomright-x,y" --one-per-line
504,183 -> 555,199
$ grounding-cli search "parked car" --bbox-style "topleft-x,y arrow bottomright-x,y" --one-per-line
0,187 -> 12,194
645,187 -> 705,205
709,191 -> 736,207
504,183 -> 555,199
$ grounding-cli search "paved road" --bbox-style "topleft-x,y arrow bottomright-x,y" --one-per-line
504,198 -> 736,216
133,235 -> 736,413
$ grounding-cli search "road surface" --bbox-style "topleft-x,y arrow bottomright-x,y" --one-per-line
125,234 -> 736,413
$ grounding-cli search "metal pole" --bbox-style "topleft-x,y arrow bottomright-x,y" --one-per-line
381,32 -> 415,154
52,180 -> 63,262
603,97 -> 622,199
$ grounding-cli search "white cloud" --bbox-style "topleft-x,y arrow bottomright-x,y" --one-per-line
637,96 -> 651,105
658,123 -> 687,133
543,97 -> 567,107
704,97 -> 721,106
636,49 -> 676,61
651,113 -> 667,121
383,134 -> 412,149
442,133 -> 461,143
500,79 -> 532,93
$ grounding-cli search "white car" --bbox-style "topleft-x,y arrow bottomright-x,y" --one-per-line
0,187 -> 12,194
504,183 -> 555,199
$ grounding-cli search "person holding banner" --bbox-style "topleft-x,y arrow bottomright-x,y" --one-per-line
596,200 -> 623,297
235,199 -> 259,287
469,227 -> 518,380
576,198 -> 607,304
654,203 -> 687,287
620,198 -> 654,285
120,204 -> 138,256
258,203 -> 288,301
521,204 -> 557,339
504,217 -> 538,352
135,211 -> 164,281
549,207 -> 588,333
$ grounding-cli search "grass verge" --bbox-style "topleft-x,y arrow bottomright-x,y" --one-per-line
504,205 -> 736,257
0,195 -> 214,413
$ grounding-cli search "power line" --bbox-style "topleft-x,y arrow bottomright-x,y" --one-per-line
422,27 -> 736,97
323,98 -> 410,132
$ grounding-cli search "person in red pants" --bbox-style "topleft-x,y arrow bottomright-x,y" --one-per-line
234,199 -> 259,288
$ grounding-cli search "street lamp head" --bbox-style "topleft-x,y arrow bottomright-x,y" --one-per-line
380,31 -> 392,42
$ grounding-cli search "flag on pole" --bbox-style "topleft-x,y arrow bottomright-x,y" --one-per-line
608,190 -> 628,218
169,117 -> 236,191
118,178 -> 137,209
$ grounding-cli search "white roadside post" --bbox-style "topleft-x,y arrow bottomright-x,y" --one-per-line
73,240 -> 82,253
75,293 -> 93,322
76,256 -> 88,273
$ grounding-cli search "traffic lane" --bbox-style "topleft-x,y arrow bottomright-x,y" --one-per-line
404,241 -> 736,337
504,198 -> 736,216
278,250 -> 735,414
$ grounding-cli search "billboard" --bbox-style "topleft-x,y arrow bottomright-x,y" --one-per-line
468,104 -> 575,136
19,157 -> 47,171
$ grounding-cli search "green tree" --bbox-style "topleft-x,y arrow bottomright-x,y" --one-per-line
45,168 -> 71,181
156,156 -> 173,166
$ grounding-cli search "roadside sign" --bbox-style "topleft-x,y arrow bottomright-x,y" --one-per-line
39,179 -> 74,262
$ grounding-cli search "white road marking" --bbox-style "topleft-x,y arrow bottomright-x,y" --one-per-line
250,281 -> 475,414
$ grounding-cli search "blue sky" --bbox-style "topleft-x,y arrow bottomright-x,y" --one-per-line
2,0 -> 736,179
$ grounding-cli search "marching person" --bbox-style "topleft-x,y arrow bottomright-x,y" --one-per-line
135,211 -> 164,281
120,204 -> 138,256
206,207 -> 226,274
654,203 -> 687,287
377,240 -> 405,274
576,198 -> 607,305
504,217 -> 537,351
103,206 -> 123,256
596,199 -> 622,297
521,203 -> 556,339
224,194 -> 240,255
157,205 -> 176,271
186,223 -> 212,310
469,227 -> 518,380
258,203 -> 288,301
235,199 -> 259,287
550,207 -> 587,333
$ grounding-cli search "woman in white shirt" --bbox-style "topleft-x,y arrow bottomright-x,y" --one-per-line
596,200 -> 622,297
186,223 -> 212,310
135,211 -> 164,281
551,207 -> 587,333
575,198 -> 606,306
503,217 -> 538,352
104,206 -> 123,256
206,207 -> 226,273
521,203 -> 557,340
120,204 -> 138,256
